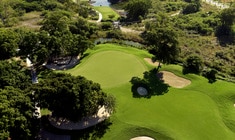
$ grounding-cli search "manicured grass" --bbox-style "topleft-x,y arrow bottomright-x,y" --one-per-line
93,6 -> 120,21
66,44 -> 151,88
66,43 -> 235,140
41,108 -> 51,116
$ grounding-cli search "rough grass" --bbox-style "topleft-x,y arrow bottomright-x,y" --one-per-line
93,6 -> 120,21
66,44 -> 235,140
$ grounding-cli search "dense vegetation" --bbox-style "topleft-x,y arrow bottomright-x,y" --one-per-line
33,72 -> 113,121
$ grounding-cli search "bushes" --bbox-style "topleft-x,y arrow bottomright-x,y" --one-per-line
106,30 -> 123,39
101,22 -> 113,30
182,3 -> 200,14
202,69 -> 217,83
183,55 -> 203,74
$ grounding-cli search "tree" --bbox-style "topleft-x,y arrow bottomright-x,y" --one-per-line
0,60 -> 31,89
18,30 -> 50,65
219,7 -> 235,26
182,0 -> 200,14
182,3 -> 200,14
216,7 -> 235,38
0,87 -> 34,140
0,29 -> 19,60
0,0 -> 18,26
40,10 -> 72,35
69,16 -> 98,38
33,73 -> 115,121
124,0 -> 152,21
143,27 -> 180,67
183,55 -> 203,74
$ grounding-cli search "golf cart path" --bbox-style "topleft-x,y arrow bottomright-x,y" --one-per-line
96,11 -> 102,22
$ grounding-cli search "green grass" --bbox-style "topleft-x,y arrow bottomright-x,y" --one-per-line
66,44 -> 151,88
93,6 -> 120,21
40,108 -> 51,116
65,43 -> 235,140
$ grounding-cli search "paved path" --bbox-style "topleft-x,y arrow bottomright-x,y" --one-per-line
96,11 -> 102,22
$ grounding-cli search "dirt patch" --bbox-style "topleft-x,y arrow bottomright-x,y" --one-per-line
144,58 -> 161,66
120,27 -> 142,34
157,71 -> 191,88
130,136 -> 154,140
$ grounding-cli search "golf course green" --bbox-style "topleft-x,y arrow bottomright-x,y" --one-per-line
66,43 -> 235,140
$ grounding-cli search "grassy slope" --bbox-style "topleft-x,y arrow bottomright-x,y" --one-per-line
66,44 -> 235,140
93,6 -> 120,21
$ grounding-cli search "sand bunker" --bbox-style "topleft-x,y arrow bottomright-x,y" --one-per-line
158,71 -> 191,88
130,136 -> 154,140
49,106 -> 110,130
144,58 -> 191,88
137,87 -> 148,96
144,58 -> 161,66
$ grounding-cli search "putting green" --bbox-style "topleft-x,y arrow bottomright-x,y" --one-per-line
69,50 -> 147,88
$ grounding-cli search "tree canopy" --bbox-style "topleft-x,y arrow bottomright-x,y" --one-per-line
0,87 -> 34,140
33,72 -> 115,121
124,0 -> 152,21
0,60 -> 31,89
0,29 -> 19,60
143,27 -> 180,65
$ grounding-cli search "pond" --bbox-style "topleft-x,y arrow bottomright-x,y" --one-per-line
91,0 -> 111,6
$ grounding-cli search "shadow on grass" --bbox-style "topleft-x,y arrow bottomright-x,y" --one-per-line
130,68 -> 169,98
39,115 -> 112,140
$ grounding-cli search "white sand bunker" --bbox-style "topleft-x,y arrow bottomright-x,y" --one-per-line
137,87 -> 148,96
130,136 -> 154,140
158,71 -> 191,88
144,58 -> 161,66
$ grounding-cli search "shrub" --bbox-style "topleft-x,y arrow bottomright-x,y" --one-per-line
101,22 -> 112,30
106,30 -> 122,39
183,55 -> 204,74
202,69 -> 217,83
182,3 -> 199,14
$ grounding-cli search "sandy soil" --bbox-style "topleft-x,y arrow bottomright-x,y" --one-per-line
130,136 -> 154,140
49,106 -> 110,130
144,58 -> 191,88
158,71 -> 191,88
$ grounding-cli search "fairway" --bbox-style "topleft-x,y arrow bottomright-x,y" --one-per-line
66,44 -> 235,140
93,6 -> 120,21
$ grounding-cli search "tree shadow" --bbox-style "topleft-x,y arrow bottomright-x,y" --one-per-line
130,68 -> 169,98
39,115 -> 112,140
